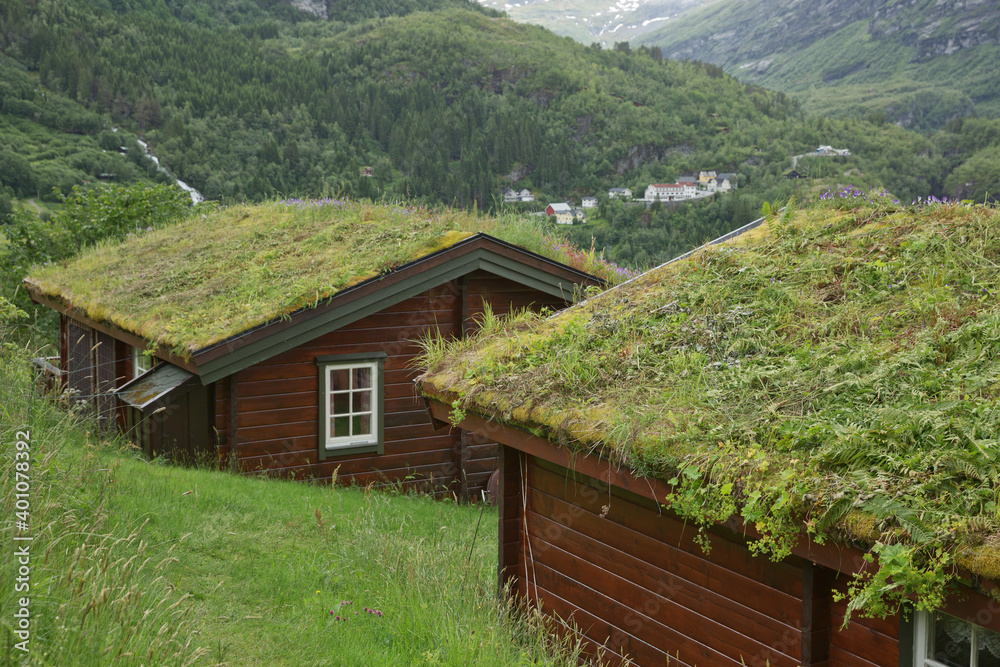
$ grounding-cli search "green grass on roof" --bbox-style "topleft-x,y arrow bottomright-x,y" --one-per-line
27,199 -> 625,355
421,194 -> 1000,610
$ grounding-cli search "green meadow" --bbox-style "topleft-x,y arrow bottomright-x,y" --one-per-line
0,349 -> 583,666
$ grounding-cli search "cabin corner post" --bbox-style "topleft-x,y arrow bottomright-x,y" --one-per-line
497,442 -> 523,599
228,371 -> 239,468
458,429 -> 469,503
800,561 -> 834,665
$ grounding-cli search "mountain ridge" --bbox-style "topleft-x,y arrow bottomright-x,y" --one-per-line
638,0 -> 1000,130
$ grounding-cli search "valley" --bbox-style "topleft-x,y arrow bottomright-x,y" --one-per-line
0,0 -> 997,273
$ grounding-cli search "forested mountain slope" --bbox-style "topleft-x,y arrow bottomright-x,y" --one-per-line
638,0 -> 1000,131
0,0 -> 809,209
1,0 -> 998,269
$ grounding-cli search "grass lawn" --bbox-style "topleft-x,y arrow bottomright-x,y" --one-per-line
0,351 -> 582,666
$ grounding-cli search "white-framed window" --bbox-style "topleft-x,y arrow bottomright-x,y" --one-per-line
317,353 -> 385,458
915,610 -> 1000,666
132,346 -> 152,378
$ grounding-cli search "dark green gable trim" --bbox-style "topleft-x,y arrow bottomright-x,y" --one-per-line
195,241 -> 595,385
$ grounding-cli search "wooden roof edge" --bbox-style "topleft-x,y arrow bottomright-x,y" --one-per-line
471,233 -> 607,287
419,389 -> 1000,617
192,236 -> 603,385
23,280 -> 199,374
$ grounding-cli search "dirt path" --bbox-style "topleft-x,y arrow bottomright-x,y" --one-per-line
26,198 -> 42,213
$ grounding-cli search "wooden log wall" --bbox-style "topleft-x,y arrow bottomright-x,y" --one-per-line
515,455 -> 807,666
498,451 -> 912,667
224,275 -> 567,495
828,582 -> 899,667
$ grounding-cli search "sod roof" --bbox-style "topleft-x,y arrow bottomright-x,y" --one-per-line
420,194 -> 1000,590
25,199 -> 628,355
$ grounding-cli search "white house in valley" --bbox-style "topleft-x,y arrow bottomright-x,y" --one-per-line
581,196 -> 598,208
501,188 -> 535,203
646,182 -> 697,202
608,187 -> 632,200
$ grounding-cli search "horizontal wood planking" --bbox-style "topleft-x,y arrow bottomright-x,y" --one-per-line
524,572 -> 683,667
530,458 -> 804,602
230,276 -> 571,485
237,432 -> 457,461
233,287 -> 451,481
528,559 -> 720,666
238,377 -> 421,400
526,460 -> 803,666
525,502 -> 801,661
525,519 -> 800,667
465,272 -> 570,328
827,577 -> 899,666
238,357 -> 419,384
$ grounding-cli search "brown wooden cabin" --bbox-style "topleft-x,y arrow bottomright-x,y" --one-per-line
421,403 -> 1000,666
29,234 -> 602,498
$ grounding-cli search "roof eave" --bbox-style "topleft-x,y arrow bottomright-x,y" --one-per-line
22,279 -> 199,374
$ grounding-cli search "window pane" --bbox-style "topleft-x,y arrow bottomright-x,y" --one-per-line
331,368 -> 350,391
933,613 -> 972,667
331,392 -> 349,416
352,414 -> 371,436
979,626 -> 1000,667
333,416 -> 350,438
354,367 -> 371,389
352,390 -> 371,412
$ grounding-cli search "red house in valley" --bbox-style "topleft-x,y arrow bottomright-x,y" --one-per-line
25,200 -> 607,497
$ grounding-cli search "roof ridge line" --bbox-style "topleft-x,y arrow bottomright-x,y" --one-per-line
551,212 -> 769,318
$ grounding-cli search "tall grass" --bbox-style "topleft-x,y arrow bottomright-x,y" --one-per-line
1,351 -> 208,666
1,346 -> 587,665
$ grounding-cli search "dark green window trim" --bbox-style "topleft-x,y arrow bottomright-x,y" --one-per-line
317,352 -> 386,460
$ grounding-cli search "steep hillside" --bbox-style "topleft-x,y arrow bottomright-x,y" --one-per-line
1,0 -> 997,270
0,0 -> 812,209
638,0 -> 1000,130
0,59 -> 170,217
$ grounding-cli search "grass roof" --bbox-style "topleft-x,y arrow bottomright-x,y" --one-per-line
26,199 -> 628,355
420,192 -> 1000,614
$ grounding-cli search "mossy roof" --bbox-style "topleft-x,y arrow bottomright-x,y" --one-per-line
421,198 -> 1000,583
26,199 -> 624,356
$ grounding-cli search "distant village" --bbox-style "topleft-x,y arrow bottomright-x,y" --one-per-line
502,170 -> 737,224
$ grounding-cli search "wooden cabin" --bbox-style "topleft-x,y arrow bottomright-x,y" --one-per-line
25,201 -> 605,497
419,404 -> 1000,666
419,200 -> 1000,665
